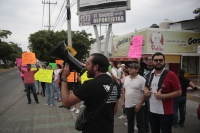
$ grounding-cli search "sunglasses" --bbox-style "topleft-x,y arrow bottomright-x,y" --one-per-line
153,59 -> 164,63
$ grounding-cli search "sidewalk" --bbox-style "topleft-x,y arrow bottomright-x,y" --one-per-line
0,67 -> 17,73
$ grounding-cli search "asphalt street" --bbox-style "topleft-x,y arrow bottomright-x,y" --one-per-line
0,68 -> 199,133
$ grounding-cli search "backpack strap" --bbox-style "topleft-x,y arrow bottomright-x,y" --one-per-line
145,69 -> 169,92
157,69 -> 168,92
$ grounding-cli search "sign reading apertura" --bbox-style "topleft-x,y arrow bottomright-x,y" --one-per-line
79,10 -> 126,26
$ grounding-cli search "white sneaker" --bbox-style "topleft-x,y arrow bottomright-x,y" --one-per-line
124,122 -> 127,126
134,125 -> 138,131
50,104 -> 54,107
80,105 -> 85,108
46,103 -> 49,106
118,114 -> 126,119
70,107 -> 77,112
75,109 -> 80,114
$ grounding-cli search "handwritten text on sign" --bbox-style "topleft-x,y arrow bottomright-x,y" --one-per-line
16,58 -> 22,66
39,69 -> 53,83
22,52 -> 36,65
128,35 -> 143,58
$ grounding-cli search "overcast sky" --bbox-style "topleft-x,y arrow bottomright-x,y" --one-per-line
0,0 -> 199,52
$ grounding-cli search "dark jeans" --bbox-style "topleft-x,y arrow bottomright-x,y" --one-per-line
41,82 -> 46,96
25,84 -> 38,102
144,100 -> 150,132
126,106 -> 145,133
149,112 -> 173,133
173,96 -> 186,126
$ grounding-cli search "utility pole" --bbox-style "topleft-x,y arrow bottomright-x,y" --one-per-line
42,1 -> 57,30
66,0 -> 72,46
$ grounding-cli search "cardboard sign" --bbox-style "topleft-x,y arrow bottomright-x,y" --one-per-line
66,45 -> 77,56
34,68 -> 41,80
49,63 -> 56,69
56,60 -> 64,65
20,65 -> 27,77
128,35 -> 143,58
67,72 -> 78,82
16,58 -> 22,67
39,69 -> 53,83
22,52 -> 36,65
81,71 -> 93,84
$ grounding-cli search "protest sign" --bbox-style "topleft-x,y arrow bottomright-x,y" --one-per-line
39,69 -> 53,83
67,72 -> 78,82
128,35 -> 143,58
81,71 -> 93,84
49,63 -> 56,69
20,65 -> 27,77
34,68 -> 41,80
22,52 -> 36,65
16,58 -> 22,66
55,60 -> 64,65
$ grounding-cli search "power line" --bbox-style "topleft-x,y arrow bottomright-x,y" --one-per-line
41,0 -> 46,30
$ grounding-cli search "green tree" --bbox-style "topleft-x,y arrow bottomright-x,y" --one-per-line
193,8 -> 200,19
28,30 -> 93,62
0,42 -> 13,67
0,30 -> 12,39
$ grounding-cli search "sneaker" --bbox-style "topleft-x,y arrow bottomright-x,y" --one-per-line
59,105 -> 63,108
28,101 -> 31,104
36,101 -> 39,104
75,109 -> 80,114
50,104 -> 54,107
126,119 -> 128,122
124,122 -> 127,126
134,125 -> 138,131
118,114 -> 126,119
57,100 -> 61,102
80,105 -> 85,108
178,123 -> 184,127
46,103 -> 49,106
70,107 -> 77,112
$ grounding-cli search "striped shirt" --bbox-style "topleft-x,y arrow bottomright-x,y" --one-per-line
124,75 -> 146,108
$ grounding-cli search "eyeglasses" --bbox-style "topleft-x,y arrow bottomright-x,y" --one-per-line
153,59 -> 164,63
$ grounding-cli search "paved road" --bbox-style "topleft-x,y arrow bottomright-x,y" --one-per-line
0,69 -> 199,133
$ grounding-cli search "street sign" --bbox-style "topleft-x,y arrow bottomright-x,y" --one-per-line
79,10 -> 126,26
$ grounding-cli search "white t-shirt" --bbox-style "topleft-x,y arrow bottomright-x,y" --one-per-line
54,69 -> 60,81
124,75 -> 146,108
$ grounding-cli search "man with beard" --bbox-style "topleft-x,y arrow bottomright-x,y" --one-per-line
144,52 -> 181,133
61,53 -> 121,133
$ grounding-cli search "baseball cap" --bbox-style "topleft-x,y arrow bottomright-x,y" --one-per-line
121,64 -> 125,67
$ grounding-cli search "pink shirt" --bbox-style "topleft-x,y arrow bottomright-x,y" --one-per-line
23,71 -> 37,84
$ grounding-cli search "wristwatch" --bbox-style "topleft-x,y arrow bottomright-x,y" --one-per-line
61,77 -> 67,82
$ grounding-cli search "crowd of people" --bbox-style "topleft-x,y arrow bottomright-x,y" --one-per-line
18,52 -> 199,133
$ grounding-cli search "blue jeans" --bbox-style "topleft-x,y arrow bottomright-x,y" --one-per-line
144,99 -> 150,132
36,80 -> 42,93
53,81 -> 61,100
25,84 -> 38,102
149,112 -> 173,133
46,83 -> 55,105
173,96 -> 186,126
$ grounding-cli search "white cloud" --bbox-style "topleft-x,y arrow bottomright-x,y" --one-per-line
0,0 -> 198,52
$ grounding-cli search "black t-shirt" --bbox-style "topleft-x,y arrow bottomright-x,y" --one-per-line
179,77 -> 190,97
74,74 -> 121,133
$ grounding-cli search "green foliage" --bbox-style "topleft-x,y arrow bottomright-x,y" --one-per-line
193,8 -> 200,19
0,30 -> 12,39
28,30 -> 93,62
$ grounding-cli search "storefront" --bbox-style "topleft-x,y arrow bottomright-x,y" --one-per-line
109,28 -> 200,77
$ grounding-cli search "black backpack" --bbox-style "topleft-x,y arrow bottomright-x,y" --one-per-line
145,69 -> 169,92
